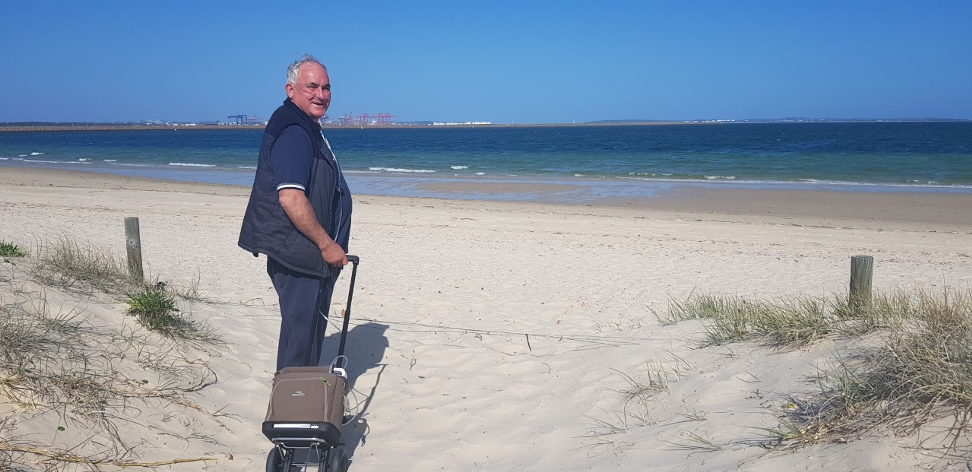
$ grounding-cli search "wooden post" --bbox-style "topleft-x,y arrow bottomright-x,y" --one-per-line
849,255 -> 873,308
125,217 -> 144,280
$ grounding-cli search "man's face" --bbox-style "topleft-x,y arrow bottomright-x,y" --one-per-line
286,62 -> 330,120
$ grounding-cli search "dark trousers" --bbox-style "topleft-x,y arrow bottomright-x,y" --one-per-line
267,258 -> 335,371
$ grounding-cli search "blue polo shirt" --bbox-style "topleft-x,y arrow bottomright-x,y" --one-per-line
269,126 -> 353,253
269,126 -> 314,192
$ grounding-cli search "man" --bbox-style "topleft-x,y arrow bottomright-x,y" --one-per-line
239,55 -> 353,371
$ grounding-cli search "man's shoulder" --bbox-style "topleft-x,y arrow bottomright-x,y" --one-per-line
277,124 -> 312,138
269,125 -> 316,174
273,126 -> 314,149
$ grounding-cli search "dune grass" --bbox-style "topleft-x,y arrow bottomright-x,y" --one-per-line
26,236 -> 218,341
30,236 -> 135,293
664,287 -> 972,452
662,289 -> 915,349
0,236 -> 224,469
0,290 -> 220,466
800,288 -> 972,448
664,294 -> 832,348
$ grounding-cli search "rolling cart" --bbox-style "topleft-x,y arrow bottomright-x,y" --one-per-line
264,255 -> 360,472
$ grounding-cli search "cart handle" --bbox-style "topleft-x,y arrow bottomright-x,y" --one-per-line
337,255 -> 359,357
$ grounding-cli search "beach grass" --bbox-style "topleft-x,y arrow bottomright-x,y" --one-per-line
0,237 -> 224,469
799,288 -> 972,447
30,236 -> 135,293
26,236 -> 217,341
663,293 -> 833,348
608,353 -> 693,429
0,290 -> 218,461
663,287 -> 972,451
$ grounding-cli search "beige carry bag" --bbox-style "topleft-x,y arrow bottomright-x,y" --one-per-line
262,365 -> 346,446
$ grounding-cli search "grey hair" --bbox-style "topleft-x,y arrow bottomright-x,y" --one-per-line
287,54 -> 326,85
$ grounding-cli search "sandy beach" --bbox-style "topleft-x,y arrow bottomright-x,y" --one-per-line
2,167 -> 972,471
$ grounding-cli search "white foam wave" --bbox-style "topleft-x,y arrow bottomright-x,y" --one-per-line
30,152 -> 45,156
475,172 -> 485,175
628,172 -> 673,177
0,157 -> 8,161
704,175 -> 736,180
368,167 -> 436,173
103,159 -> 118,163
616,174 -> 972,189
451,165 -> 469,170
169,162 -> 217,168
237,165 -> 257,170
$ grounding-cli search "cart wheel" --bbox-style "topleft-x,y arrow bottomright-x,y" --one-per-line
266,447 -> 292,472
266,447 -> 281,472
326,446 -> 349,472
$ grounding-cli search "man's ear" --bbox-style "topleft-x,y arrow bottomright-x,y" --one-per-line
285,83 -> 295,100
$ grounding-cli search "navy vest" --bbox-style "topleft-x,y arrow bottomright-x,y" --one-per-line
238,99 -> 344,278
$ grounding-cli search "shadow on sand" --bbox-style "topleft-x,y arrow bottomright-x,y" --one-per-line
319,321 -> 389,461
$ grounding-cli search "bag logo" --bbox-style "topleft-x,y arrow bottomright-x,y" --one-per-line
292,390 -> 306,397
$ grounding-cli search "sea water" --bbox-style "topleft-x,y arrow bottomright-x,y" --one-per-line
1,122 -> 970,201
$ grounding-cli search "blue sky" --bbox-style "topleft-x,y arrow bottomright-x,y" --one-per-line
2,1 -> 970,124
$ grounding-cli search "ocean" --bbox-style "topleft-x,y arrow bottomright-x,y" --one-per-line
2,122 -> 971,202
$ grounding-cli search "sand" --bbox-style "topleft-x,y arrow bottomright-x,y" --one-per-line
1,167 -> 972,471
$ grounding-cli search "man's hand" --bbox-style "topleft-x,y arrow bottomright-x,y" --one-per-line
279,188 -> 347,268
319,238 -> 348,268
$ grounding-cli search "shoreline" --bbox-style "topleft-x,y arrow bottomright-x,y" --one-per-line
3,166 -> 971,229
5,152 -> 971,198
5,157 -> 972,196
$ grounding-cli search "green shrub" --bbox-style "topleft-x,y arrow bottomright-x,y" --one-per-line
126,283 -> 185,335
125,283 -> 218,342
0,241 -> 27,258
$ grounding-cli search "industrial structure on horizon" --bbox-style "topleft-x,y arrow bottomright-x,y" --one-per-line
221,112 -> 400,126
226,114 -> 263,125
218,112 -> 491,127
329,113 -> 395,126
